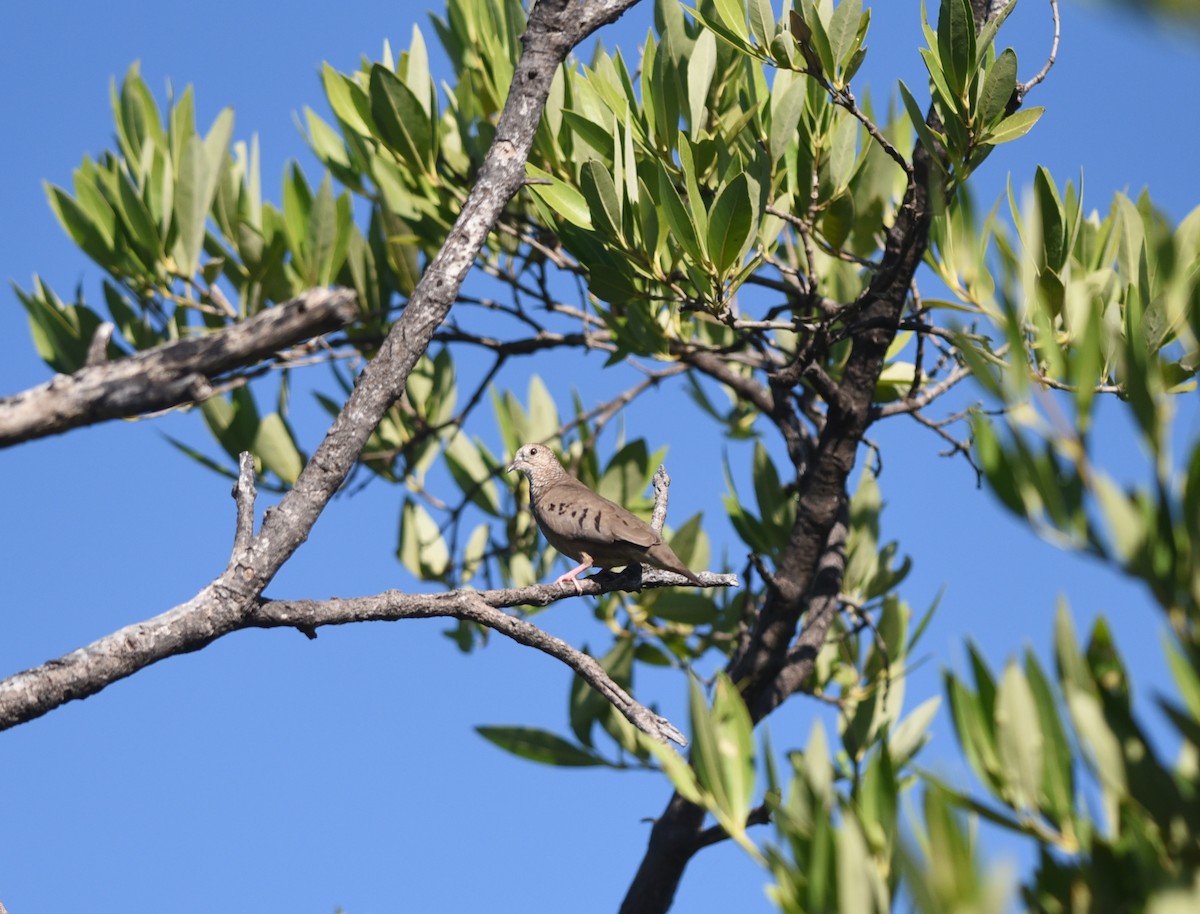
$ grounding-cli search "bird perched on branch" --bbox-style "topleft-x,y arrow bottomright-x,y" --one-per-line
506,442 -> 704,593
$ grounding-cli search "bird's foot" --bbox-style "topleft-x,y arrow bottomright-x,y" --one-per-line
551,572 -> 585,594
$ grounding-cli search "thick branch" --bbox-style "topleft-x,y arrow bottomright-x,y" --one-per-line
0,288 -> 358,448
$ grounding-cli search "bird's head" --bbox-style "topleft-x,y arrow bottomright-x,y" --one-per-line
505,442 -> 563,480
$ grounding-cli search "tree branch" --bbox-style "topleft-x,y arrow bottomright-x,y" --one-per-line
0,288 -> 359,448
0,447 -> 735,735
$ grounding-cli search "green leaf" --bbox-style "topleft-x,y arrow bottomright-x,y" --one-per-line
114,169 -> 161,262
45,183 -> 114,263
1035,165 -> 1066,273
641,735 -> 705,805
321,64 -> 373,136
984,106 -> 1043,145
525,374 -> 560,444
747,0 -> 776,48
308,174 -> 339,286
890,696 -> 940,766
797,0 -> 836,76
710,0 -> 751,42
836,817 -> 884,914
827,109 -> 859,194
172,133 -> 208,276
651,592 -> 718,625
898,81 -> 947,172
656,162 -> 703,263
526,164 -> 592,229
945,671 -> 1002,792
768,70 -> 807,164
445,432 -> 501,517
398,498 -> 450,580
281,164 -> 313,272
1066,688 -> 1126,806
15,280 -> 104,374
476,726 -> 608,767
937,0 -> 975,99
667,512 -> 709,572
1023,648 -> 1074,824
1093,473 -> 1145,565
201,108 -> 234,188
707,173 -> 753,274
461,523 -> 490,583
369,64 -> 433,174
580,159 -> 623,239
822,190 -> 855,250
976,48 -> 1016,130
678,134 -> 709,250
975,1 -> 1016,64
994,661 -> 1043,810
827,0 -> 864,72
711,673 -> 755,828
688,30 -> 718,138
253,413 -> 305,484
688,676 -> 726,810
1164,636 -> 1200,719
305,107 -> 350,170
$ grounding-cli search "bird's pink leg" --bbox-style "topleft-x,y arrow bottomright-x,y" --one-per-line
553,554 -> 594,594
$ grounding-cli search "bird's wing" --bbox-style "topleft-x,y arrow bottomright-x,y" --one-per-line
534,477 -> 659,551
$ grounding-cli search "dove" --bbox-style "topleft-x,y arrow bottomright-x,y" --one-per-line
506,442 -> 704,593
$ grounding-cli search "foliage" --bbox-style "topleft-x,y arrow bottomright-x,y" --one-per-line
13,0 -> 1200,910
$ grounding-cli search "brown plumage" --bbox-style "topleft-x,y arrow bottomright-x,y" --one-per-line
506,443 -> 704,593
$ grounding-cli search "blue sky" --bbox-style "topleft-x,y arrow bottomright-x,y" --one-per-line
1,2 -> 1199,913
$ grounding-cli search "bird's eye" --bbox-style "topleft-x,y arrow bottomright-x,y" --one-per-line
530,447 -> 539,456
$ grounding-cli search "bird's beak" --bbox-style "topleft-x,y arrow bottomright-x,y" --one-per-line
505,459 -> 518,474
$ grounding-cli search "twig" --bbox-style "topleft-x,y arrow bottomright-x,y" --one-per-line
85,322 -> 115,367
1018,0 -> 1060,100
870,363 -> 973,419
650,466 -> 671,533
230,452 -> 257,560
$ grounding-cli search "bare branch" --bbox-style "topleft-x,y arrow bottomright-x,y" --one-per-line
1018,0 -> 1059,100
85,322 -> 115,367
870,363 -> 973,419
0,288 -> 358,448
229,452 -> 257,561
